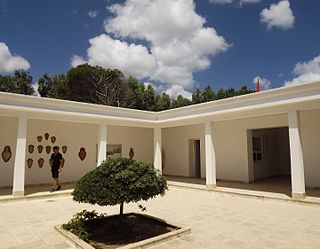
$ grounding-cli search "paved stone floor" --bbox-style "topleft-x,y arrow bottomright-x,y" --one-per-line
0,186 -> 320,249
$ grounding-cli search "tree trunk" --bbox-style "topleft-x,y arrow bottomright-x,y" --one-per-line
120,202 -> 124,215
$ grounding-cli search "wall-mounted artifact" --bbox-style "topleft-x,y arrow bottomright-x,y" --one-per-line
44,133 -> 49,140
45,146 -> 51,154
62,145 -> 67,154
37,145 -> 43,153
78,147 -> 87,161
37,135 -> 42,142
50,136 -> 56,143
2,146 -> 12,163
28,144 -> 34,153
27,158 -> 33,168
38,158 -> 44,168
129,147 -> 134,159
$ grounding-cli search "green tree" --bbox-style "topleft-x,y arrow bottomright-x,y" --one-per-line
156,92 -> 171,111
202,86 -> 215,102
66,64 -> 126,106
225,87 -> 236,98
125,76 -> 145,110
237,85 -> 253,96
216,88 -> 226,100
144,84 -> 156,111
0,70 -> 34,95
72,158 -> 167,215
192,88 -> 202,104
37,73 -> 67,98
172,95 -> 191,108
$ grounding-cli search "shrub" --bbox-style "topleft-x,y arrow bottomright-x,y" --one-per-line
72,158 -> 167,214
62,210 -> 106,241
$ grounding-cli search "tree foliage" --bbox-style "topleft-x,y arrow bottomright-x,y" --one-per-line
72,158 -> 167,215
0,70 -> 34,95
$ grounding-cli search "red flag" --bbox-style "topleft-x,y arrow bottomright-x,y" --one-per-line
256,78 -> 261,92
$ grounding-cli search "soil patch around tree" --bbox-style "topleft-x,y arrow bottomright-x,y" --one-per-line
81,213 -> 179,249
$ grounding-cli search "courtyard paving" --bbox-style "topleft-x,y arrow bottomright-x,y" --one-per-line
0,186 -> 319,249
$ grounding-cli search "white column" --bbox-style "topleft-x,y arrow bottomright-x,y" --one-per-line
153,127 -> 162,173
12,117 -> 27,196
288,110 -> 306,199
97,123 -> 107,166
205,121 -> 216,189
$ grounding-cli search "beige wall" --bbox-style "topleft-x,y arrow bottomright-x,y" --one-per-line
300,109 -> 320,187
162,124 -> 206,178
107,125 -> 153,164
25,119 -> 98,185
0,116 -> 18,187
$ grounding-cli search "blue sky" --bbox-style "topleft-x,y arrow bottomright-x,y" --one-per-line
1,0 -> 320,97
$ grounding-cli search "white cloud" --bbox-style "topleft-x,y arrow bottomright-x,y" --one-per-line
88,10 -> 99,18
240,0 -> 261,5
253,76 -> 271,90
165,85 -> 192,99
0,42 -> 30,73
209,0 -> 233,4
71,34 -> 157,79
260,0 -> 295,30
72,0 -> 229,97
285,55 -> 320,86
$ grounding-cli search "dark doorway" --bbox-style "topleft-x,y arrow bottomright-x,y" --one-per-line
189,139 -> 201,178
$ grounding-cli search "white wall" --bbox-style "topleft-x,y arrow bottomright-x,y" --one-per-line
0,116 -> 18,187
107,125 -> 153,164
300,109 -> 320,187
162,124 -> 206,178
25,119 -> 98,185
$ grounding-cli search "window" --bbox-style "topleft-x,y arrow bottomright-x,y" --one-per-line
252,137 -> 262,162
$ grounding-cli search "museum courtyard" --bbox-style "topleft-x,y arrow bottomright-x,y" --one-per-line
0,185 -> 319,249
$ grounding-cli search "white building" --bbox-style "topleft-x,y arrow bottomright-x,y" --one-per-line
1,81 -> 320,200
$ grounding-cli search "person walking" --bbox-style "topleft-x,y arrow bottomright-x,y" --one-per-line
49,146 -> 64,192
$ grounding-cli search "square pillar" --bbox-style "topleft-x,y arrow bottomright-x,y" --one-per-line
288,110 -> 306,199
153,127 -> 162,173
205,121 -> 216,189
97,123 -> 107,166
12,117 -> 27,196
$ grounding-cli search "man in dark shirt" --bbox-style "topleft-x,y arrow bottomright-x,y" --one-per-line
49,146 -> 64,191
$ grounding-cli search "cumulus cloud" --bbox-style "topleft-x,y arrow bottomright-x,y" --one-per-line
260,0 -> 295,30
209,0 -> 261,6
253,76 -> 271,90
88,10 -> 99,18
285,55 -> 320,86
72,0 -> 229,98
165,85 -> 192,99
240,0 -> 261,5
209,0 -> 233,4
0,42 -> 30,73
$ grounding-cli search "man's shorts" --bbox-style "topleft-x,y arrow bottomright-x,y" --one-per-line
51,167 -> 59,178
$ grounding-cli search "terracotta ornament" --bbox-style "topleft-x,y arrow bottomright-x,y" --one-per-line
37,145 -> 43,153
37,135 -> 42,142
78,147 -> 86,161
27,158 -> 33,168
45,145 -> 51,154
44,133 -> 49,140
28,144 -> 35,153
62,145 -> 67,154
129,147 -> 134,159
2,146 -> 12,163
50,136 -> 56,143
38,158 -> 44,168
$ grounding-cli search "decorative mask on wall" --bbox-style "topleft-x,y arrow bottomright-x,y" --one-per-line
50,136 -> 56,143
37,135 -> 42,142
62,145 -> 67,154
37,145 -> 43,153
38,158 -> 44,168
44,133 -> 49,140
129,147 -> 134,160
27,158 -> 33,168
78,147 -> 86,161
28,144 -> 34,153
45,146 -> 51,154
2,146 -> 12,163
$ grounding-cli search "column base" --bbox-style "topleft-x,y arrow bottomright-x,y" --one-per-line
206,184 -> 216,190
292,192 -> 306,200
12,190 -> 24,197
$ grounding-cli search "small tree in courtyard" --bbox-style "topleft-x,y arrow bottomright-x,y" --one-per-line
72,158 -> 167,215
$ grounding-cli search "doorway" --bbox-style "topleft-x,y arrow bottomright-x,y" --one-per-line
189,139 -> 201,178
